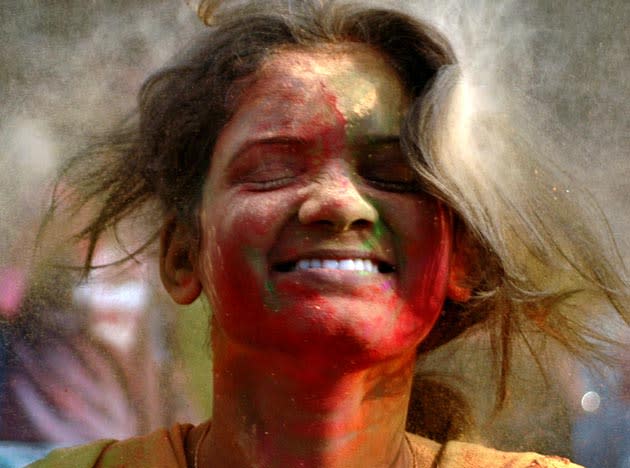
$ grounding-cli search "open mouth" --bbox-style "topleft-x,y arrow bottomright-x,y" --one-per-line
273,258 -> 396,274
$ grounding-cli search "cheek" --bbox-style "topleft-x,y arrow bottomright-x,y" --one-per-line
196,192 -> 296,329
202,192 -> 287,259
392,199 -> 452,337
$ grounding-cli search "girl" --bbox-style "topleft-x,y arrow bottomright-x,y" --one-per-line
32,1 -> 627,466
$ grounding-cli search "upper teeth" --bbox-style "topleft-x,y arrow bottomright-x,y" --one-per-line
295,258 -> 379,273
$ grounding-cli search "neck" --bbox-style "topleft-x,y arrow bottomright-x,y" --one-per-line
199,330 -> 417,468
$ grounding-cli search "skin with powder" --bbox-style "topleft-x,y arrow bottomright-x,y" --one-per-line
161,45 -> 467,468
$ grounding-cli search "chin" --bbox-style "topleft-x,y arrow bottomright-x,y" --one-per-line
218,295 -> 430,370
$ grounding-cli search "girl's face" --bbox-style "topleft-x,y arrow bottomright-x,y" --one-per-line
195,45 -> 452,366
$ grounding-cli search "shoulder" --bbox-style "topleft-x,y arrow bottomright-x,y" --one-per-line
27,422 -> 207,468
406,432 -> 584,468
26,439 -> 117,468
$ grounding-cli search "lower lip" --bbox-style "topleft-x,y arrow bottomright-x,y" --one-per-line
270,268 -> 395,294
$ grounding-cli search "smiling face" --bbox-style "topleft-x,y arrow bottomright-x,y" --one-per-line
193,44 -> 452,367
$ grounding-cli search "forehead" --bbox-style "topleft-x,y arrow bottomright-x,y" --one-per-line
247,44 -> 408,127
211,44 -> 409,167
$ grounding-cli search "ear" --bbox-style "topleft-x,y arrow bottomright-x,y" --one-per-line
446,227 -> 474,303
160,217 -> 202,305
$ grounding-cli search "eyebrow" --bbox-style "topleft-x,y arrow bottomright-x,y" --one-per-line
228,136 -> 306,164
228,134 -> 401,166
354,135 -> 400,147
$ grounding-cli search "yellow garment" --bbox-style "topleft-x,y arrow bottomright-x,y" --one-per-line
29,422 -> 583,467
27,423 -> 199,468
406,433 -> 583,467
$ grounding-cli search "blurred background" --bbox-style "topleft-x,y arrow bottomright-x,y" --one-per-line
0,1 -> 627,467
0,2 -> 212,466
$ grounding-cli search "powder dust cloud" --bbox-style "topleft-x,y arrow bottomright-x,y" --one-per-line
404,0 -> 629,248
0,0 -> 627,462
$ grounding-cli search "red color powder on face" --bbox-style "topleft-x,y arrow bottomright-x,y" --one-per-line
199,47 -> 450,368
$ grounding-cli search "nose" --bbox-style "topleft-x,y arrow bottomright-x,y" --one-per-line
298,163 -> 378,231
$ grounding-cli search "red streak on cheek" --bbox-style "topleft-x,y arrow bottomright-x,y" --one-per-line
250,217 -> 271,237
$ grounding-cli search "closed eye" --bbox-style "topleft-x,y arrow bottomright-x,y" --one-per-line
357,148 -> 422,193
229,142 -> 305,190
237,162 -> 299,189
363,176 -> 422,192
